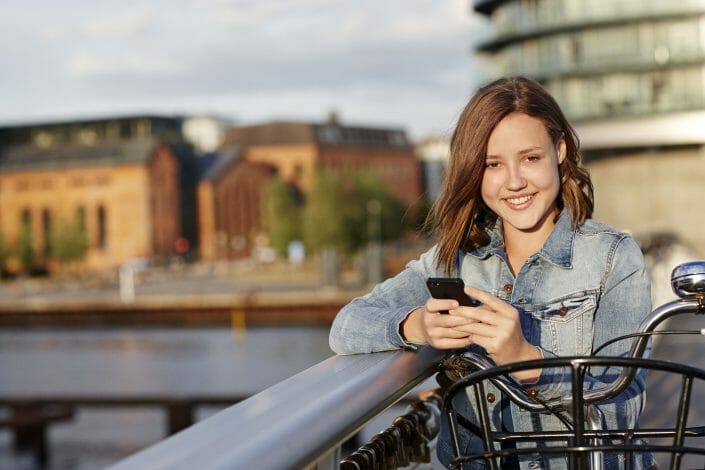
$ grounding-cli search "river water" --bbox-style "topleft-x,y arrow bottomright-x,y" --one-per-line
0,326 -> 334,470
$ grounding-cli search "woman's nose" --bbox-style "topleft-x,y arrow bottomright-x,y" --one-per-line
506,165 -> 527,190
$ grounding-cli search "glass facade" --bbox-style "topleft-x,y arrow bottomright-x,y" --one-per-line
474,0 -> 705,121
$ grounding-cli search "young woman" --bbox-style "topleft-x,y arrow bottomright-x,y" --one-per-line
329,77 -> 654,469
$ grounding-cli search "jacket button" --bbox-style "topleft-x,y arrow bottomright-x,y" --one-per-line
486,392 -> 496,403
503,284 -> 513,294
559,306 -> 568,317
527,388 -> 538,398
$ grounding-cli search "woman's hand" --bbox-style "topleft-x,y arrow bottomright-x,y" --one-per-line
451,286 -> 542,382
401,296 -> 477,350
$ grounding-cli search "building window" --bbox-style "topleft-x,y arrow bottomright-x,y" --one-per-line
21,208 -> 31,229
42,209 -> 52,257
97,205 -> 107,251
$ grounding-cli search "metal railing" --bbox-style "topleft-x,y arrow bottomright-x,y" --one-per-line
108,346 -> 445,470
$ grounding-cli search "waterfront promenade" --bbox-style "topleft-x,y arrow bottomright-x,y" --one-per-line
0,259 -> 370,326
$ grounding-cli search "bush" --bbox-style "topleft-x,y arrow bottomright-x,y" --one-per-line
50,216 -> 88,266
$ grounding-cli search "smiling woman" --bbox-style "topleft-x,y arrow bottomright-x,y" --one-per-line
481,112 -> 565,274
329,77 -> 654,469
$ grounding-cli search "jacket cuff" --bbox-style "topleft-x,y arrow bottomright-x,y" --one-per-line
390,306 -> 422,351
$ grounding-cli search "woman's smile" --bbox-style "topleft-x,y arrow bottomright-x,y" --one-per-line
503,193 -> 536,209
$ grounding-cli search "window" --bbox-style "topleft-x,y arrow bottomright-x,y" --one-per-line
97,205 -> 107,251
21,209 -> 31,229
42,209 -> 52,256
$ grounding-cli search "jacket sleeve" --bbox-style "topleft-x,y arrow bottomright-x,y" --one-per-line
530,235 -> 651,429
329,246 -> 441,355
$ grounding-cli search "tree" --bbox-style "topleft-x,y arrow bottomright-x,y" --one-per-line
263,175 -> 304,257
302,169 -> 410,256
50,215 -> 89,267
302,170 -> 351,254
349,171 -> 409,245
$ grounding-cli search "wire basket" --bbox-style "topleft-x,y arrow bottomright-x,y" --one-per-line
442,356 -> 705,470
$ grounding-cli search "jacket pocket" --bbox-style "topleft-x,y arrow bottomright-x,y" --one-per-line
529,292 -> 598,355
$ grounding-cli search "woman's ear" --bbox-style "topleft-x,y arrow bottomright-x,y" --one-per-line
557,138 -> 567,164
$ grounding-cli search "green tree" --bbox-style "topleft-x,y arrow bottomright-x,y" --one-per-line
349,171 -> 408,245
51,215 -> 89,266
302,171 -> 351,254
263,176 -> 303,257
302,169 -> 410,256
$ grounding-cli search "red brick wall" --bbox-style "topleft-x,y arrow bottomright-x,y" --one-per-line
198,160 -> 273,260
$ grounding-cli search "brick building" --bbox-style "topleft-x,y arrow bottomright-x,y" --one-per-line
0,115 -> 424,269
197,150 -> 274,260
220,119 -> 422,206
200,119 -> 423,260
0,117 -> 188,273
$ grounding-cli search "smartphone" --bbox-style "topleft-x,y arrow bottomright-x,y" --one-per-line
426,277 -> 481,313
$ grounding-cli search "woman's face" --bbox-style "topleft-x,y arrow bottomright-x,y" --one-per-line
481,112 -> 565,242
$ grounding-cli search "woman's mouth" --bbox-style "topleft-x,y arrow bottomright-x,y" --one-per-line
504,193 -> 535,208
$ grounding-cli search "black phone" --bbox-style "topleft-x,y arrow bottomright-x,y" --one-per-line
426,277 -> 481,313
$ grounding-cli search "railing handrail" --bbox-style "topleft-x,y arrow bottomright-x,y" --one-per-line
108,346 -> 444,470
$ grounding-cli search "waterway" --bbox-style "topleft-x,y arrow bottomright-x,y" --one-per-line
0,325 -> 333,470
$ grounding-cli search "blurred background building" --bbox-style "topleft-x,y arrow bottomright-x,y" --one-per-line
0,117 -> 191,273
208,117 -> 421,261
0,113 -> 422,272
473,0 -> 705,261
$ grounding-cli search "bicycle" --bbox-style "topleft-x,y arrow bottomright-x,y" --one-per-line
441,261 -> 705,469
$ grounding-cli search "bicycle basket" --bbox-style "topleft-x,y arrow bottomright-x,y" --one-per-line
442,356 -> 705,470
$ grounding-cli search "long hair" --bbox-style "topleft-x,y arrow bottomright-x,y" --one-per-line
431,76 -> 594,274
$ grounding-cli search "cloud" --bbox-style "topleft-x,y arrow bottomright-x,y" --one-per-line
43,6 -> 156,40
0,0 -> 488,138
66,52 -> 183,79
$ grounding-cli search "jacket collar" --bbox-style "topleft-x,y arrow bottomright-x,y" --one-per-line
470,208 -> 574,268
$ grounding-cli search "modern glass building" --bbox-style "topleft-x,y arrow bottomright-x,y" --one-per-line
473,0 -> 705,255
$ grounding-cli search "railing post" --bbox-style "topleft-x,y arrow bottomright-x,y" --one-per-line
167,401 -> 194,434
11,403 -> 48,468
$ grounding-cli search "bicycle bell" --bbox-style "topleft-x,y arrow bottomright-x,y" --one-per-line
671,261 -> 705,298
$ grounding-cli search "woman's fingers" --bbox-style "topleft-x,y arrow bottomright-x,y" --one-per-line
425,297 -> 459,314
429,337 -> 473,350
415,302 -> 480,349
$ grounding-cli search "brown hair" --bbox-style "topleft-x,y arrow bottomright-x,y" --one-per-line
431,76 -> 594,274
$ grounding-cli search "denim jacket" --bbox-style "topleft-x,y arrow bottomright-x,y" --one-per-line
330,209 -> 653,469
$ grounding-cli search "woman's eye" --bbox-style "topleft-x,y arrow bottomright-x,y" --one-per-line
526,155 -> 541,162
485,161 -> 500,169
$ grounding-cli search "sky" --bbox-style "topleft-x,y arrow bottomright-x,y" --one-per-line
0,1 -> 490,140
